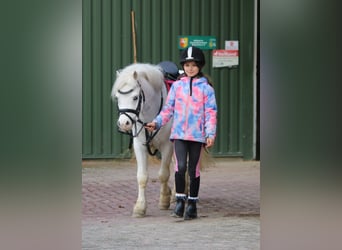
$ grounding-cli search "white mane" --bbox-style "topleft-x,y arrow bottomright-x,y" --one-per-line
111,63 -> 164,98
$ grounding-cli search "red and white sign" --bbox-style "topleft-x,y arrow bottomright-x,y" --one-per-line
212,41 -> 239,68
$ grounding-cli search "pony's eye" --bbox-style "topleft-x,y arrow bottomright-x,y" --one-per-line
133,96 -> 138,101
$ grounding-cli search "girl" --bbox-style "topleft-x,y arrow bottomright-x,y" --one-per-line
145,46 -> 217,219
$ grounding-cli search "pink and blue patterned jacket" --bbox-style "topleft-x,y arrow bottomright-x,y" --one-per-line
153,75 -> 217,143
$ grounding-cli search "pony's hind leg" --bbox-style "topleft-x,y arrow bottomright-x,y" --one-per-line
132,140 -> 148,217
158,144 -> 173,210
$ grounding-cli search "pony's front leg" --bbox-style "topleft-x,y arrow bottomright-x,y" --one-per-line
132,139 -> 148,218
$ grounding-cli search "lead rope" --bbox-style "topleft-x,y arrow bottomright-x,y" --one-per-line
144,127 -> 160,156
143,91 -> 164,156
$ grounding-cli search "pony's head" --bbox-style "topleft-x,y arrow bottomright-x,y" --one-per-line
111,63 -> 165,134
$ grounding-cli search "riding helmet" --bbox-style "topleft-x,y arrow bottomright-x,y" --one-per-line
179,46 -> 205,68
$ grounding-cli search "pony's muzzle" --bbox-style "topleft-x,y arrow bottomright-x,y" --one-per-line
117,120 -> 130,127
117,115 -> 133,131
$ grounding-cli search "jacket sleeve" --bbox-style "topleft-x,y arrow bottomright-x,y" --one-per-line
204,85 -> 217,139
153,83 -> 176,129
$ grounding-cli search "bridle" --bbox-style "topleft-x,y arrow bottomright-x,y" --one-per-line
117,81 -> 164,155
117,85 -> 145,137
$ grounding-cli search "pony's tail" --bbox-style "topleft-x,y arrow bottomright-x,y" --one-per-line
200,147 -> 216,171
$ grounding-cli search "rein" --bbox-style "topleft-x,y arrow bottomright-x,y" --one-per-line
117,81 -> 164,156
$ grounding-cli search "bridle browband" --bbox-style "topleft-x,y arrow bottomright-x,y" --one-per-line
117,81 -> 164,156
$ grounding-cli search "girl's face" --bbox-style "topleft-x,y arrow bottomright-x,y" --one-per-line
183,61 -> 200,77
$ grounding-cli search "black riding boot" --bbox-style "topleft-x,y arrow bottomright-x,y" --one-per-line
172,195 -> 186,217
184,198 -> 198,220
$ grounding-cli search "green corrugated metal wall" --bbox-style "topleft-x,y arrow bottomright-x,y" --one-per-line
82,0 -> 256,159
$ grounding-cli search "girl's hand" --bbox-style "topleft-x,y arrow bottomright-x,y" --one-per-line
145,122 -> 156,132
206,137 -> 214,148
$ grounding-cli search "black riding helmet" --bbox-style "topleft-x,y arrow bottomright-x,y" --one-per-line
179,46 -> 205,68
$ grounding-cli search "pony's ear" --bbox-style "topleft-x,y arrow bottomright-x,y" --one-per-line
116,70 -> 121,78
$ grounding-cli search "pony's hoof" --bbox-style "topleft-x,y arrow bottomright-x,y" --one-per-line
132,209 -> 146,218
132,212 -> 145,218
158,195 -> 171,209
158,202 -> 170,210
133,204 -> 146,218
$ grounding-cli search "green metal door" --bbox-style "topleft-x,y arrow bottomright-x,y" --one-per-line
82,0 -> 256,159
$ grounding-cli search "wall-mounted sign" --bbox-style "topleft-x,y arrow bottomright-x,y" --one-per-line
225,40 -> 239,51
178,36 -> 216,50
212,40 -> 239,68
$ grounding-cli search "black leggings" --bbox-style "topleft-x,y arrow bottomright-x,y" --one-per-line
174,139 -> 203,197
